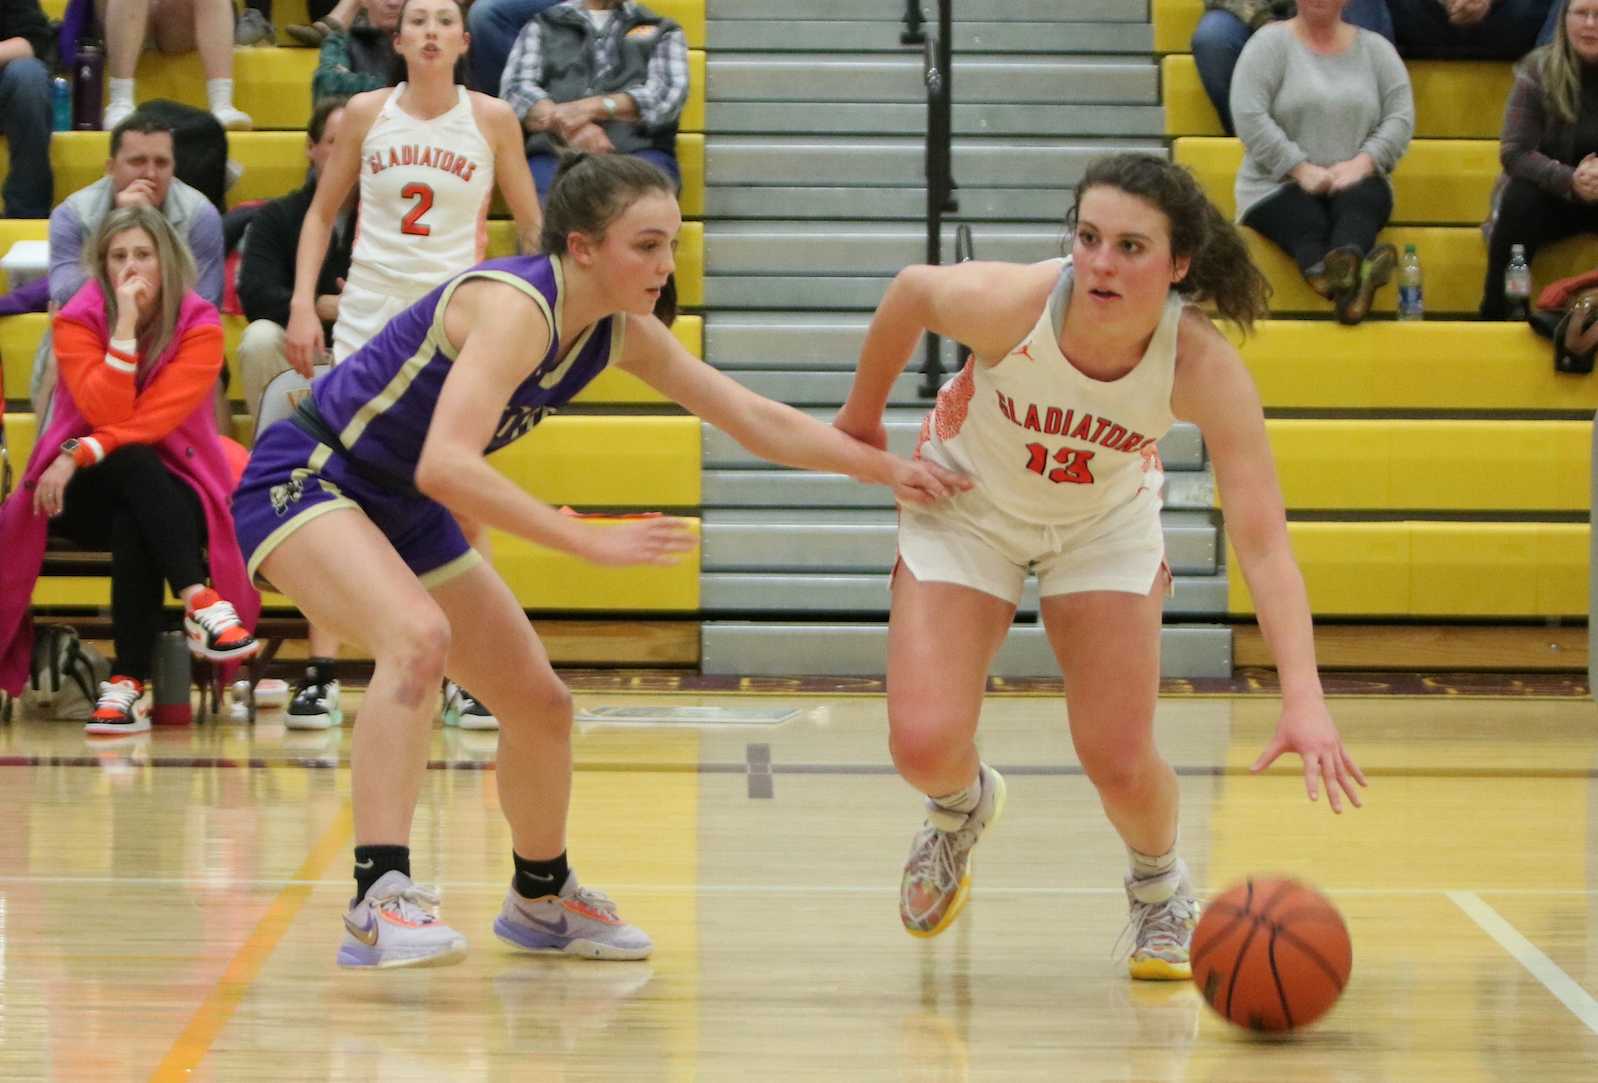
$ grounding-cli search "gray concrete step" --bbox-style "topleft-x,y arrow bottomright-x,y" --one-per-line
707,20 -> 1153,53
701,623 -> 1234,679
707,56 -> 1156,105
701,510 -> 1219,574
707,313 -> 954,369
707,0 -> 1146,24
706,102 -> 1164,139
701,469 -> 1215,510
706,222 -> 1064,275
704,276 -> 896,311
700,573 -> 1228,616
712,370 -> 927,406
706,137 -> 1163,188
704,416 -> 1206,469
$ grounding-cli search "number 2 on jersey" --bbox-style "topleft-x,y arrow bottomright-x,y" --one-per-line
1024,442 -> 1096,485
400,182 -> 435,237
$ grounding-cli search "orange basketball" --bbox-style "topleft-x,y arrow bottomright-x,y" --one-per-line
1189,876 -> 1351,1032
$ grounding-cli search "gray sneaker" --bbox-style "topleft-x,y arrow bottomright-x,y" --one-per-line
337,871 -> 468,970
1118,859 -> 1199,981
234,8 -> 276,45
899,763 -> 1006,937
494,871 -> 653,960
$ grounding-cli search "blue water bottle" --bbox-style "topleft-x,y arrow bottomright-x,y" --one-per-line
51,76 -> 72,131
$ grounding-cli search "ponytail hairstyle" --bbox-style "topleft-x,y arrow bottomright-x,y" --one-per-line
1065,153 -> 1271,335
542,151 -> 681,324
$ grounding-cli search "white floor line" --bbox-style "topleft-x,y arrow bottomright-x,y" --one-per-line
1448,890 -> 1598,1036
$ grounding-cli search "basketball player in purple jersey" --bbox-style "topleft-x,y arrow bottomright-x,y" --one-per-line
235,154 -> 972,969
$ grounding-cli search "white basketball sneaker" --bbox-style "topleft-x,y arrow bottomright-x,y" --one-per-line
494,871 -> 652,960
337,870 -> 468,969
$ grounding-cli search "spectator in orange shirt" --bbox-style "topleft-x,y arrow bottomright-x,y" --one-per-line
0,206 -> 260,735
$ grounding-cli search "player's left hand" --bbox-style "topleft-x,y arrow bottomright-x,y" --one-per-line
1250,700 -> 1367,814
886,455 -> 972,506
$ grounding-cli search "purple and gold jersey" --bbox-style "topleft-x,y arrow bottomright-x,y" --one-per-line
308,253 -> 621,482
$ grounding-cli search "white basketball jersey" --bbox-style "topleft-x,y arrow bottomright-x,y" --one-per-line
918,259 -> 1184,526
347,85 -> 495,298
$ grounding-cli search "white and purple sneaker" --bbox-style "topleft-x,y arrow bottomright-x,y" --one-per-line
337,870 -> 468,970
494,872 -> 653,960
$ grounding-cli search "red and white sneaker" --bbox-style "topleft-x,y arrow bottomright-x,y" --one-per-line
84,677 -> 152,735
184,588 -> 260,662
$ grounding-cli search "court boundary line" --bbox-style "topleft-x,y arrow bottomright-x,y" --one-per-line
147,801 -> 354,1083
1448,890 -> 1598,1037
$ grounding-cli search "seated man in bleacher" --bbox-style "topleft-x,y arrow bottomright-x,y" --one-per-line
99,0 -> 252,130
1481,0 -> 1598,318
310,0 -> 401,102
502,0 -> 688,201
1232,0 -> 1415,324
32,110 -> 224,418
0,206 -> 259,735
1192,0 -> 1393,134
0,0 -> 55,219
1387,0 -> 1560,59
237,98 -> 353,433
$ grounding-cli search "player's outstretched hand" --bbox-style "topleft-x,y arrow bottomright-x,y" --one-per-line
1251,700 -> 1368,814
889,456 -> 972,506
577,516 -> 698,567
284,303 -> 325,378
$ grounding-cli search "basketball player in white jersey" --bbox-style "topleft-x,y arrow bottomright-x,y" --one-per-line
835,153 -> 1367,981
280,0 -> 543,733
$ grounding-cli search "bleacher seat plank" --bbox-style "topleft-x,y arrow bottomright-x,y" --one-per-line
1152,0 -> 1203,53
1238,320 -> 1598,411
1227,521 -> 1586,617
1163,54 -> 1515,139
1175,136 -> 1499,225
1262,419 -> 1590,512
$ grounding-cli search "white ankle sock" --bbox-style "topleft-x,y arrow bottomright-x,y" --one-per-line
1128,840 -> 1179,882
206,78 -> 236,112
108,78 -> 135,109
931,770 -> 982,815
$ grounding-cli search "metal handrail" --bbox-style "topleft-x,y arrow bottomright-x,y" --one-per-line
909,0 -> 957,398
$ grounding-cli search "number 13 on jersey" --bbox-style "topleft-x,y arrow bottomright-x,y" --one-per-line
1024,442 -> 1096,485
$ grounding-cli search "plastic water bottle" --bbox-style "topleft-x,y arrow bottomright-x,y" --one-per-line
1397,244 -> 1424,321
51,76 -> 71,131
1504,243 -> 1532,321
151,628 -> 192,725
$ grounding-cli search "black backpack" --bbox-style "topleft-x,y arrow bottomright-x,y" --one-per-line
138,99 -> 229,214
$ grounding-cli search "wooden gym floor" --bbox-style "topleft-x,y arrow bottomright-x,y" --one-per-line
1,678 -> 1595,1081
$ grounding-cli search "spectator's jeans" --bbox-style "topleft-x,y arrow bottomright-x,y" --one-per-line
1241,175 -> 1394,274
528,147 -> 680,207
1481,177 -> 1598,318
1389,0 -> 1559,59
468,0 -> 561,94
0,57 -> 54,218
1192,1 -> 1394,134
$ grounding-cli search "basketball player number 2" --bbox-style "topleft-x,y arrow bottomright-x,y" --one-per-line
1024,443 -> 1096,485
400,182 -> 435,237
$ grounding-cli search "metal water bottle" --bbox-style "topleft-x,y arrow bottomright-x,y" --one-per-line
71,43 -> 105,132
152,628 -> 193,725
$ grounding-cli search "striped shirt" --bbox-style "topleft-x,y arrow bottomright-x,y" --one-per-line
500,1 -> 690,129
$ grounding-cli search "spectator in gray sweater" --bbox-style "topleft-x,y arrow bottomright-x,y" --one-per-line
1232,0 -> 1415,323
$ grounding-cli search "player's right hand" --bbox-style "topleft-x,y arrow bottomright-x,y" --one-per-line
889,456 -> 972,506
284,303 -> 325,377
577,516 -> 698,567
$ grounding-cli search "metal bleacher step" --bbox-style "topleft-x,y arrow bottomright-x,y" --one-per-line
707,20 -> 1153,54
706,137 -> 1162,188
704,414 -> 1206,469
708,222 -> 1070,275
701,508 -> 1219,575
700,623 -> 1233,678
708,55 -> 1155,105
708,103 -> 1163,140
708,0 -> 1142,20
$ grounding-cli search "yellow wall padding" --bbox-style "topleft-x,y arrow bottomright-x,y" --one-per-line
1227,521 -> 1586,617
486,520 -> 701,611
487,415 -> 700,506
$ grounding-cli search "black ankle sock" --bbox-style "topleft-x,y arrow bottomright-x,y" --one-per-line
354,844 -> 410,902
512,850 -> 569,899
306,657 -> 337,686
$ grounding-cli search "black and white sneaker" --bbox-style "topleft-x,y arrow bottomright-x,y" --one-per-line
442,682 -> 499,731
286,675 -> 342,731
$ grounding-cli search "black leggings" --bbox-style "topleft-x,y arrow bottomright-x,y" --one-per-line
50,444 -> 207,680
1240,176 -> 1394,274
1481,177 -> 1598,319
